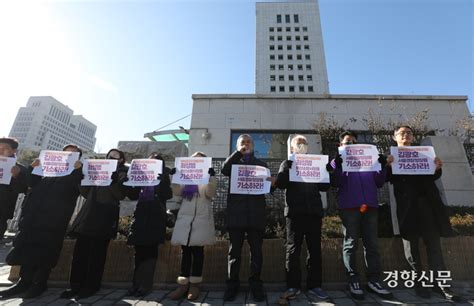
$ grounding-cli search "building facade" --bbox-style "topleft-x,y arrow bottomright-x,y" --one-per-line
256,1 -> 329,94
9,96 -> 97,152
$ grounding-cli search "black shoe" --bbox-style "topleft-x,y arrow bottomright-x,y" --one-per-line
250,284 -> 265,302
60,289 -> 79,299
433,286 -> 467,303
126,287 -> 138,296
134,289 -> 151,297
414,286 -> 431,299
76,289 -> 98,300
0,282 -> 31,299
21,283 -> 47,299
224,286 -> 239,301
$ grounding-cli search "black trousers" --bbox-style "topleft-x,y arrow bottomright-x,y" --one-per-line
227,229 -> 263,288
19,264 -> 51,286
180,246 -> 204,278
402,197 -> 446,276
0,214 -> 9,239
132,245 -> 159,291
69,235 -> 110,292
285,215 -> 322,289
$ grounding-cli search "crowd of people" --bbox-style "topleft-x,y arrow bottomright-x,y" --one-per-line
0,126 -> 466,303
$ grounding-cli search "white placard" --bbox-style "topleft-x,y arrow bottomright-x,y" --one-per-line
32,150 -> 80,177
390,146 -> 436,175
0,156 -> 17,185
81,159 -> 118,186
123,159 -> 163,186
230,164 -> 271,195
172,157 -> 212,185
289,154 -> 329,183
338,144 -> 381,172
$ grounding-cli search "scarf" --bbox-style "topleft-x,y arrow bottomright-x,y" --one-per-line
181,185 -> 199,201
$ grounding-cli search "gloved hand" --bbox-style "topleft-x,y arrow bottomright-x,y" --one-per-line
378,154 -> 387,168
157,173 -> 162,180
111,171 -> 119,182
169,168 -> 176,175
208,168 -> 216,176
335,154 -> 343,169
283,160 -> 293,169
325,162 -> 334,173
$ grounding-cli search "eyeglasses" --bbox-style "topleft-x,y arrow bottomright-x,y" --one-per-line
396,131 -> 413,136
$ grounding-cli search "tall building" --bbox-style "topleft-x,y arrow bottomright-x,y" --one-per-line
9,96 -> 97,152
255,0 -> 329,94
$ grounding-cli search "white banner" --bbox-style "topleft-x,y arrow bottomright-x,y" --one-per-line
32,150 -> 80,177
390,146 -> 436,175
81,159 -> 118,186
0,156 -> 17,185
289,154 -> 329,183
172,157 -> 211,185
338,144 -> 381,172
230,164 -> 271,195
124,159 -> 162,186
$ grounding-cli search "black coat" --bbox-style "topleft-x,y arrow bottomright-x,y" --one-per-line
387,167 -> 453,239
221,151 -> 268,231
0,162 -> 27,219
6,167 -> 83,268
275,160 -> 330,218
127,167 -> 172,246
69,165 -> 129,240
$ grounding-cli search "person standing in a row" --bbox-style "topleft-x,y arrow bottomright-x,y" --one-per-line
126,153 -> 172,297
60,149 -> 129,299
168,151 -> 217,301
2,144 -> 83,299
0,138 -> 27,242
222,134 -> 268,302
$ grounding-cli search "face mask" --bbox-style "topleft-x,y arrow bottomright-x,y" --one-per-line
294,143 -> 308,154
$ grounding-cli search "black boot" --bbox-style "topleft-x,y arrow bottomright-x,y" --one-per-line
21,283 -> 47,299
0,280 -> 31,299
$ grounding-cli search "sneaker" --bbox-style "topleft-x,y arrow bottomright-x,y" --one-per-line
348,282 -> 364,300
367,281 -> 393,298
223,285 -> 239,301
433,286 -> 467,303
282,288 -> 301,300
308,287 -> 329,300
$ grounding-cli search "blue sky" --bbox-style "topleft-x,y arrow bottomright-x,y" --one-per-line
0,0 -> 472,153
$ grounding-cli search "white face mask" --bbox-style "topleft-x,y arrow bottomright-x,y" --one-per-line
294,143 -> 308,154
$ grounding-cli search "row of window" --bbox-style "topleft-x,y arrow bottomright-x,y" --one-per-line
270,26 -> 307,33
270,64 -> 312,71
276,14 -> 299,23
270,35 -> 309,41
270,54 -> 311,60
270,85 -> 314,93
270,75 -> 313,81
270,44 -> 310,51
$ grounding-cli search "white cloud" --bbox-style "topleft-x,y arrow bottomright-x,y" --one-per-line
88,74 -> 118,94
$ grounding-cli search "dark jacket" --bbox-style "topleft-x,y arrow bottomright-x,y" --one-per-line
127,167 -> 172,246
69,165 -> 129,240
0,162 -> 27,219
275,160 -> 330,218
387,167 -> 453,239
6,166 -> 83,267
221,151 -> 268,231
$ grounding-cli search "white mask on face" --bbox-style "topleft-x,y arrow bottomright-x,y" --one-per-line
294,143 -> 308,154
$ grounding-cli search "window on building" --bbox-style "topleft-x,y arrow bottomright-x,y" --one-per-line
270,75 -> 276,81
287,54 -> 293,60
303,27 -> 308,32
277,15 -> 282,23
306,64 -> 312,70
278,45 -> 283,50
305,54 -> 311,60
270,65 -> 275,70
303,36 -> 309,41
278,65 -> 284,70
286,36 -> 291,41
270,36 -> 275,41
287,45 -> 292,50
278,36 -> 282,41
296,45 -> 301,50
299,86 -> 305,92
278,54 -> 283,60
294,14 -> 299,23
285,14 -> 290,23
270,55 -> 275,60
297,64 -> 303,70
279,75 -> 285,81
288,64 -> 294,71
308,86 -> 314,92
289,75 -> 294,81
296,36 -> 301,41
277,27 -> 282,32
271,86 -> 276,92
298,75 -> 304,81
304,45 -> 310,50
269,27 -> 274,32
297,54 -> 302,60
286,27 -> 291,32
295,27 -> 300,32
307,75 -> 313,81
269,45 -> 275,50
